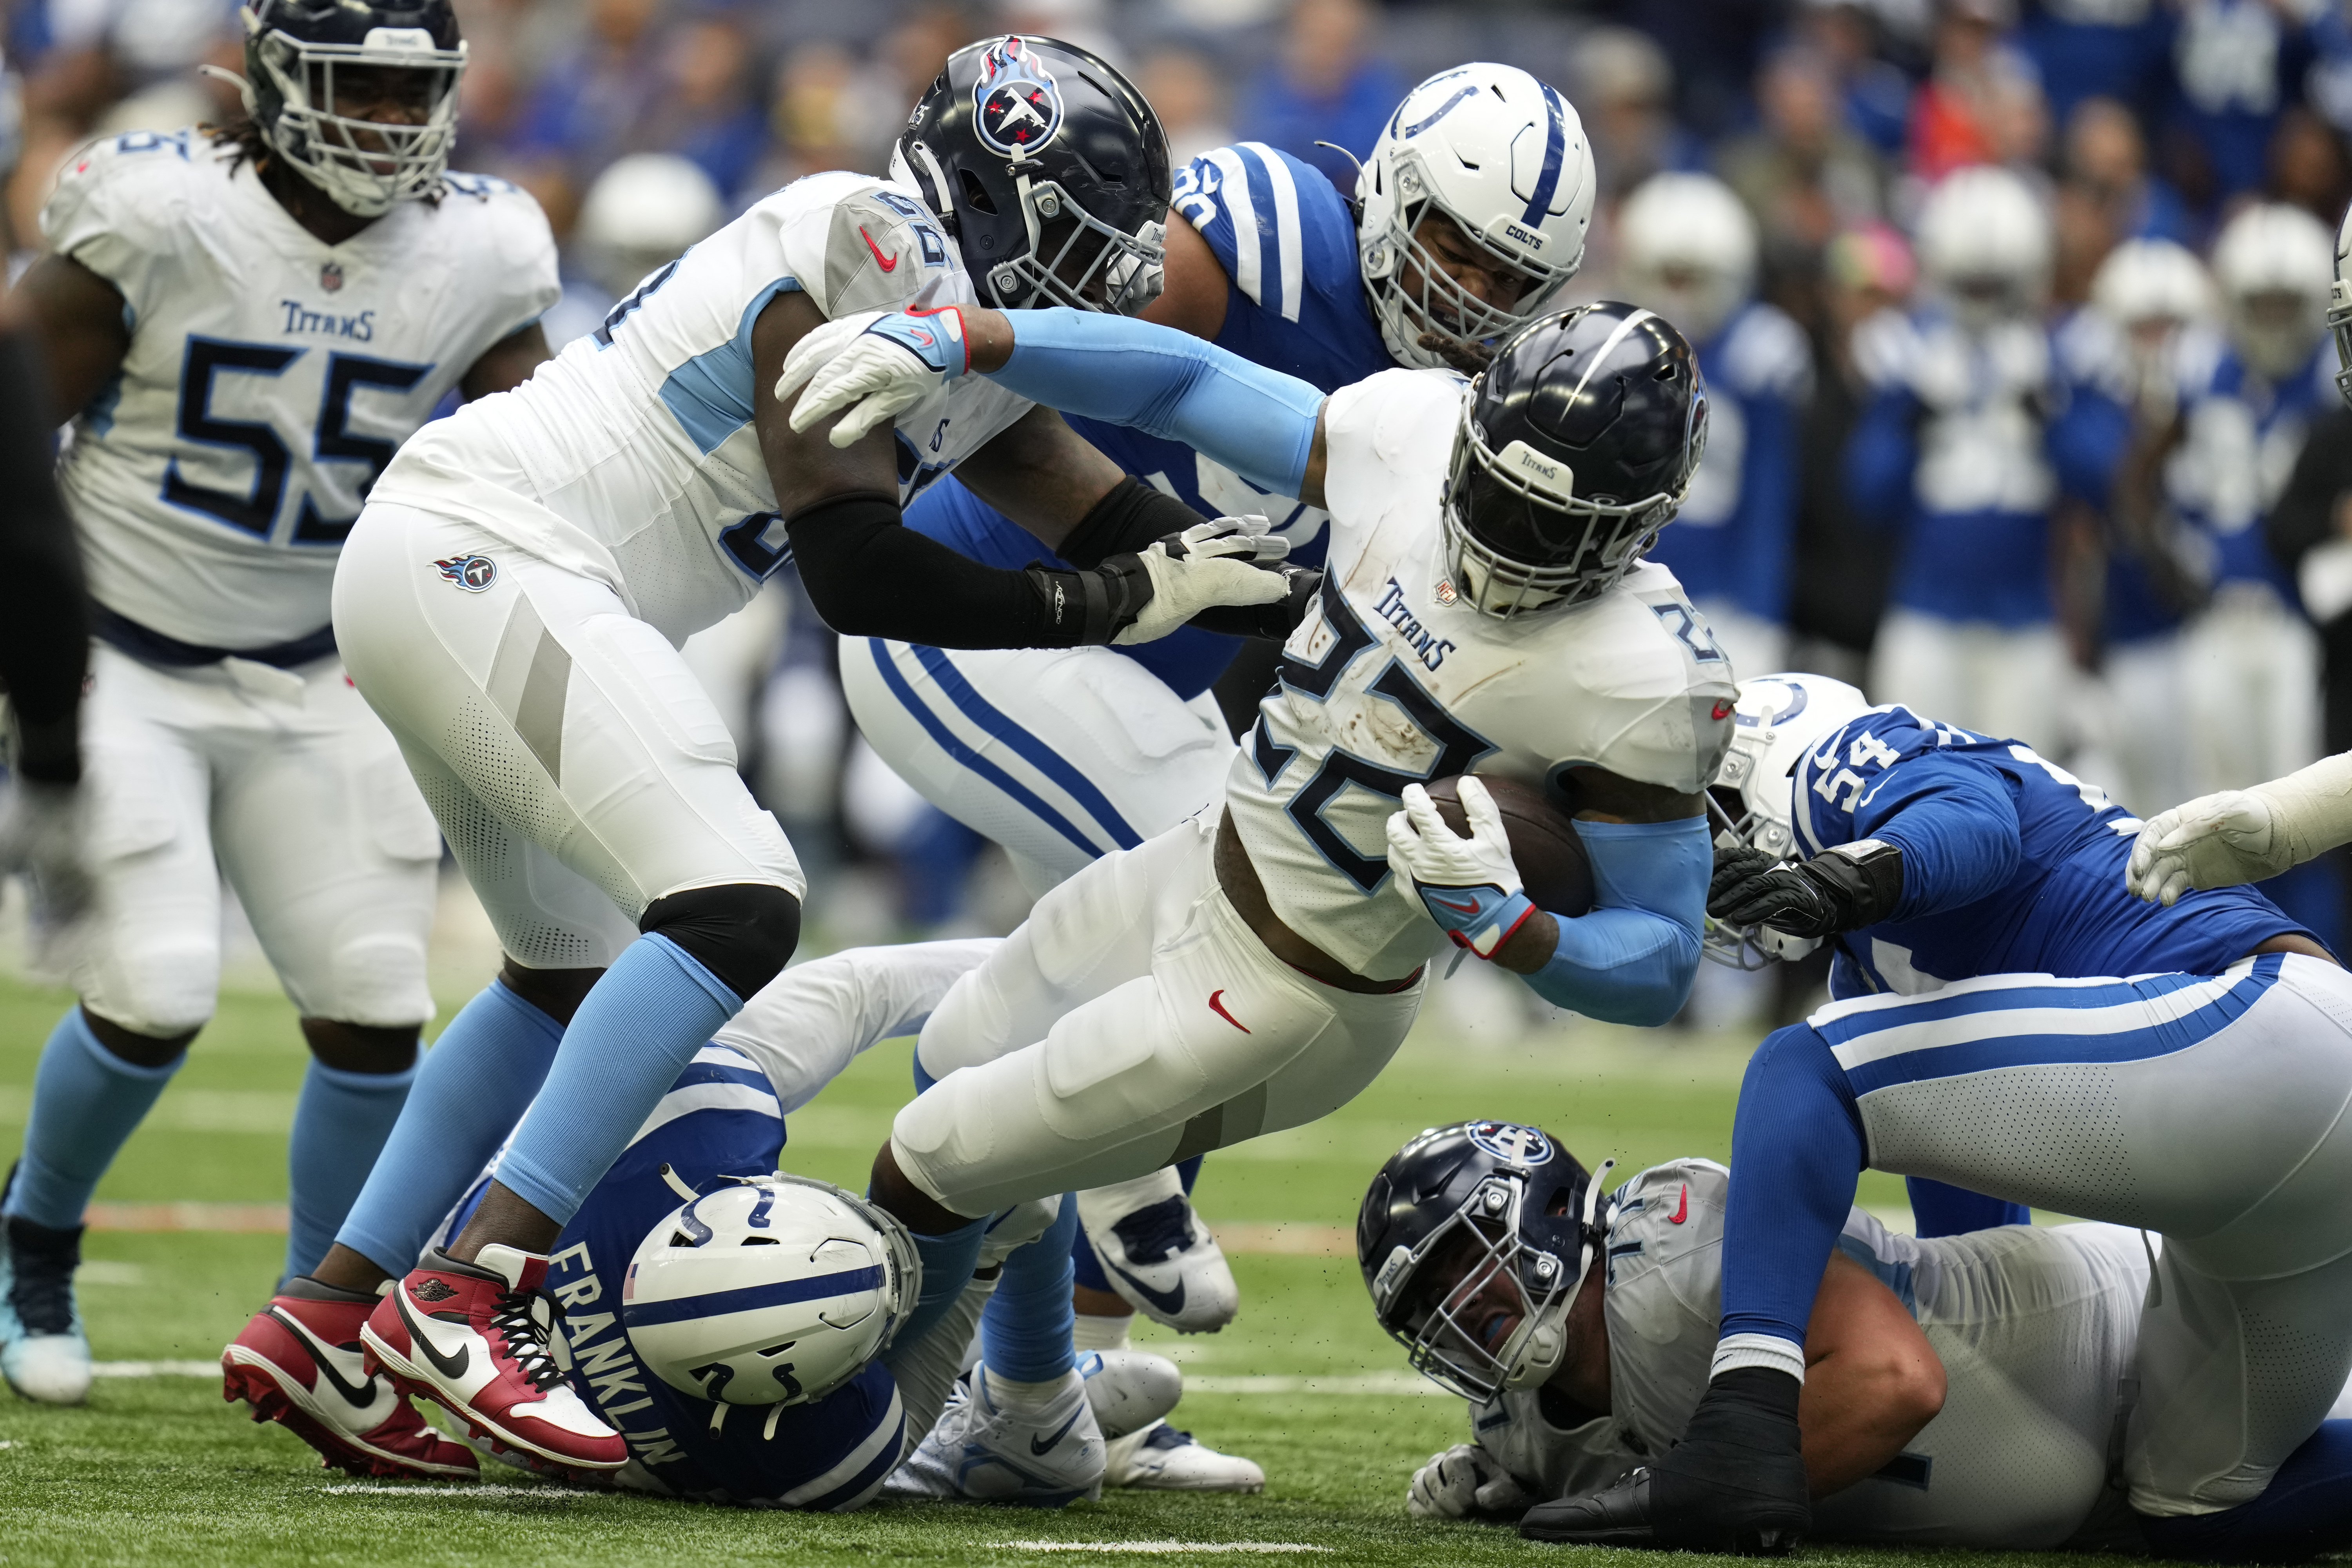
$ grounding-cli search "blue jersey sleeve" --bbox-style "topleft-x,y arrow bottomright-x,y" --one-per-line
1842,386 -> 1918,527
1847,751 -> 2025,921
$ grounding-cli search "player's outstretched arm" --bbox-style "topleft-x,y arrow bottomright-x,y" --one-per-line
752,291 -> 1281,649
2126,756 -> 2352,904
1387,774 -> 1711,1027
1797,1252 -> 1945,1497
778,303 -> 1333,511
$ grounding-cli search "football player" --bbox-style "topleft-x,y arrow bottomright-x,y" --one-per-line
1527,674 -> 2352,1558
1614,172 -> 1809,679
779,296 -> 1728,1474
1359,1122 -> 2308,1552
839,63 -> 1597,1481
2,0 -> 559,1409
223,35 -> 1296,1478
234,938 -> 1185,1499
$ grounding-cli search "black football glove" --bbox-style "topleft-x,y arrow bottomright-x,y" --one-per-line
1708,840 -> 1905,940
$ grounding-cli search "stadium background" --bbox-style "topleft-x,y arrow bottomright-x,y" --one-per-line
0,0 -> 2343,1557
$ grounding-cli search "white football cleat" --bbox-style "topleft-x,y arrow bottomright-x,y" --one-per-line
885,1364 -> 1105,1505
1105,1420 -> 1266,1492
1076,1171 -> 1239,1334
1078,1348 -> 1182,1438
0,1212 -> 92,1406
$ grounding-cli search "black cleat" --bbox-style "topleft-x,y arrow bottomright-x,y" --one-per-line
1520,1368 -> 1810,1555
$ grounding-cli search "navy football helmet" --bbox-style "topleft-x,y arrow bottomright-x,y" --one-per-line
1443,302 -> 1707,617
1358,1121 -> 1614,1402
891,35 -> 1170,315
233,0 -> 465,216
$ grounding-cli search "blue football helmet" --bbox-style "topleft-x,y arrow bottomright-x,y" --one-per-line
233,0 -> 466,216
1357,1120 -> 1613,1401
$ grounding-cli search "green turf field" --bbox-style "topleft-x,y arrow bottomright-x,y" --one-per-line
0,966 -> 2016,1568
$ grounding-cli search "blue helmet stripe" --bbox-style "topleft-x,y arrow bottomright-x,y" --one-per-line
1521,82 -> 1568,225
621,1264 -> 886,1327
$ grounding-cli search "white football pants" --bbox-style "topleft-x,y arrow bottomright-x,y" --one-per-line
71,641 -> 438,1036
840,636 -> 1237,892
332,503 -> 802,971
893,813 -> 1424,1215
2180,589 -> 2321,797
1819,955 -> 2352,1515
1869,610 -> 2069,748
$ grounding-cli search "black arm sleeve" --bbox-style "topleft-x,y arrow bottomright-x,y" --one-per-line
1055,475 -> 1205,568
0,327 -> 87,784
785,492 -> 1145,648
2268,407 -> 2352,575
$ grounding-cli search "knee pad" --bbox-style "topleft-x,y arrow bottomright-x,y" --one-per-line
639,882 -> 802,1004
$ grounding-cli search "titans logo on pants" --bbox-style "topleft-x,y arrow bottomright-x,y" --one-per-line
434,553 -> 499,592
973,37 -> 1062,158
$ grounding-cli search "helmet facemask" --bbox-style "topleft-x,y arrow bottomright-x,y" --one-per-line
1367,158 -> 1566,369
245,18 -> 464,216
978,173 -> 1165,315
1439,386 -> 1701,617
1700,782 -> 1817,970
1370,1160 -> 1613,1402
2333,276 -> 2352,408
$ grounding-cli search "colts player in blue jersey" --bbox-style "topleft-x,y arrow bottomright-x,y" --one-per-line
838,67 -> 1599,1468
1525,673 -> 2352,1561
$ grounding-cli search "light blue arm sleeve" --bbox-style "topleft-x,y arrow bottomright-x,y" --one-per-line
1521,818 -> 1710,1027
984,307 -> 1324,497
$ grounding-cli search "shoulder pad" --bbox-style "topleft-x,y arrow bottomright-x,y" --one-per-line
1598,569 -> 1739,792
1847,307 -> 1918,391
1175,142 -> 1356,322
817,182 -> 959,317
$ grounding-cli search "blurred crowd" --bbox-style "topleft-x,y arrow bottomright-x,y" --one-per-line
7,0 -> 2352,956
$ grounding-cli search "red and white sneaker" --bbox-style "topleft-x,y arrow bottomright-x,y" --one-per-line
361,1245 -> 626,1472
223,1285 -> 479,1480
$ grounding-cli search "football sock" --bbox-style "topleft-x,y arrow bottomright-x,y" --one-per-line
3,1008 -> 180,1230
334,978 -> 562,1275
1905,1177 -> 2030,1237
898,1215 -> 991,1349
284,1058 -> 417,1282
984,1365 -> 1080,1416
2140,1421 -> 2352,1561
1713,1021 -> 1866,1382
1071,1312 -> 1132,1354
982,1193 -> 1078,1384
495,935 -> 740,1227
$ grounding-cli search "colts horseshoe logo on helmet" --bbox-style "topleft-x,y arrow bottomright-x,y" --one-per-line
973,37 -> 1063,159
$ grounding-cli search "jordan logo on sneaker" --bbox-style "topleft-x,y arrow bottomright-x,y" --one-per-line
1030,1406 -> 1085,1455
1207,990 -> 1250,1033
410,1278 -> 459,1303
265,1308 -> 378,1410
396,1292 -> 471,1381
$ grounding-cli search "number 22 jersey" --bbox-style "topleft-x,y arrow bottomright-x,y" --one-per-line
1223,368 -> 1737,982
43,129 -> 559,652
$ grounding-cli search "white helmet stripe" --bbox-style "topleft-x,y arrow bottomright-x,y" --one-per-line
1568,306 -> 1657,404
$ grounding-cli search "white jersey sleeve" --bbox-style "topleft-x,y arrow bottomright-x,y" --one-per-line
43,132 -> 558,650
1594,1160 -> 2149,1551
371,171 -> 1035,645
1223,370 -> 1736,979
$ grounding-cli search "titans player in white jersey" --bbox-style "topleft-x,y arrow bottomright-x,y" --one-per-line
1527,675 -> 2352,1559
1364,1123 -> 2205,1551
223,36 -> 1301,1479
844,64 -> 1599,1474
0,0 -> 557,1411
781,298 -> 1728,1456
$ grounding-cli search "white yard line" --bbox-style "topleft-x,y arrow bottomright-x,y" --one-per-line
92,1360 -> 220,1378
1181,1374 -> 1439,1396
995,1544 -> 1332,1555
322,1483 -> 594,1498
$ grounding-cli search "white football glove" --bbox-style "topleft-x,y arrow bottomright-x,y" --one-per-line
1110,515 -> 1290,646
0,777 -> 93,923
1406,1442 -> 1536,1519
774,306 -> 971,449
1387,777 -> 1535,958
2126,790 -> 2288,905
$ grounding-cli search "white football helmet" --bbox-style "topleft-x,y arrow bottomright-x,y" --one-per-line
2212,202 -> 2334,382
2330,198 -> 2352,405
1615,172 -> 1759,345
623,1176 -> 918,1410
1358,64 -> 1597,370
1915,165 -> 2051,328
2089,237 -> 2214,331
1703,673 -> 1876,969
573,153 -> 724,301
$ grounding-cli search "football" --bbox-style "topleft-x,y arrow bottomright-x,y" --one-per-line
1421,775 -> 1595,918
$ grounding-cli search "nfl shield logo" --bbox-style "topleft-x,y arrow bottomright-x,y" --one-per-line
319,261 -> 344,292
973,37 -> 1063,160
